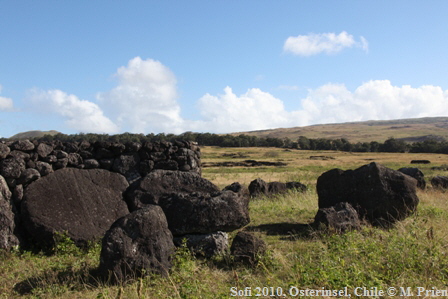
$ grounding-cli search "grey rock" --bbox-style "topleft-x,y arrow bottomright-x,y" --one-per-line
36,143 -> 53,158
11,140 -> 35,151
0,143 -> 10,159
35,161 -> 54,176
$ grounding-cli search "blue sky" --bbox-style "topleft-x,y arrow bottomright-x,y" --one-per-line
1,1 -> 447,137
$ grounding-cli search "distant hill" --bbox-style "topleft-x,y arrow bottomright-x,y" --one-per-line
231,117 -> 448,143
8,130 -> 61,140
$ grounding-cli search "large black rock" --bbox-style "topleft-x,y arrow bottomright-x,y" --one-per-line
125,170 -> 219,211
21,168 -> 129,249
431,176 -> 448,189
99,206 -> 175,282
159,190 -> 250,236
317,162 -> 419,226
230,231 -> 266,266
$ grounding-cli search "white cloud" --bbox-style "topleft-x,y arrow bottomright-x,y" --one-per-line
0,85 -> 13,111
283,31 -> 368,56
28,89 -> 119,133
194,80 -> 448,132
97,57 -> 184,133
194,86 -> 293,133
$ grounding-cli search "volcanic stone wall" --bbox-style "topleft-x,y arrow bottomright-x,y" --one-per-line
0,139 -> 201,203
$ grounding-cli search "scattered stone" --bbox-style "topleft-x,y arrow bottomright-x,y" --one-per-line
230,231 -> 266,266
286,181 -> 307,192
174,231 -> 228,258
248,178 -> 268,197
317,162 -> 419,226
411,160 -> 431,164
21,168 -> 129,250
99,205 -> 174,282
314,202 -> 361,233
431,176 -> 448,190
398,167 -> 426,189
267,182 -> 288,194
17,168 -> 40,186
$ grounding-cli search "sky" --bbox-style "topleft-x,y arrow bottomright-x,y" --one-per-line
1,1 -> 448,137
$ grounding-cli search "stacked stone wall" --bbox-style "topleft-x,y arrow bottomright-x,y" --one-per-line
0,139 -> 201,204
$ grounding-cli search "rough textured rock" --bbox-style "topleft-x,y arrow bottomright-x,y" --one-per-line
314,202 -> 361,233
112,153 -> 141,183
21,168 -> 130,249
126,170 -> 219,211
84,159 -> 100,169
36,143 -> 53,158
431,176 -> 448,189
286,181 -> 307,192
248,178 -> 268,197
159,190 -> 250,236
99,206 -> 174,282
398,167 -> 426,189
17,168 -> 40,186
0,143 -> 10,159
230,231 -> 266,266
267,182 -> 288,194
35,161 -> 54,176
317,162 -> 419,226
0,157 -> 26,179
174,231 -> 228,258
0,175 -> 19,250
11,140 -> 35,152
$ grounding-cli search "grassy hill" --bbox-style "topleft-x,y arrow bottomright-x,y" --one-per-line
8,130 -> 61,140
231,117 -> 448,143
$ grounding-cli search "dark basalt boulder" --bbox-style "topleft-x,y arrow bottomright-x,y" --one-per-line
112,153 -> 141,183
314,202 -> 361,233
317,162 -> 419,226
0,143 -> 10,159
98,205 -> 174,282
0,157 -> 26,179
286,181 -> 307,192
36,143 -> 53,158
174,231 -> 228,258
11,140 -> 35,152
230,231 -> 266,266
267,181 -> 288,194
125,170 -> 219,211
159,190 -> 250,236
431,176 -> 448,189
248,178 -> 268,197
398,167 -> 426,189
0,175 -> 19,250
21,168 -> 129,250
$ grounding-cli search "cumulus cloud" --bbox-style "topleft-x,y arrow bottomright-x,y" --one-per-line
0,85 -> 13,111
28,89 -> 119,133
194,80 -> 448,132
195,86 -> 293,133
97,57 -> 184,133
283,31 -> 368,56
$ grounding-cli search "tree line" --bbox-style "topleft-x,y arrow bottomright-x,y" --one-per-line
3,132 -> 448,154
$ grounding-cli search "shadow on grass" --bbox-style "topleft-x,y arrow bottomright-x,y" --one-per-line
13,266 -> 105,296
245,222 -> 316,240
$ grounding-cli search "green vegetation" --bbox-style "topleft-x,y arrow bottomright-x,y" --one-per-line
2,147 -> 448,298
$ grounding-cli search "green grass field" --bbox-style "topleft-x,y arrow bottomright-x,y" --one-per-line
2,147 -> 448,298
